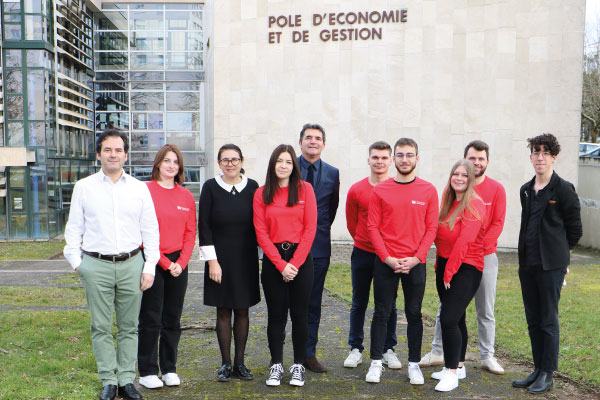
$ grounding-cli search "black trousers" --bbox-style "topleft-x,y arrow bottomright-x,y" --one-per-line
370,257 -> 426,362
435,257 -> 482,369
138,251 -> 188,376
519,264 -> 566,373
261,246 -> 314,364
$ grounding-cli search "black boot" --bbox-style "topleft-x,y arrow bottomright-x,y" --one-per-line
527,371 -> 553,394
512,369 -> 540,388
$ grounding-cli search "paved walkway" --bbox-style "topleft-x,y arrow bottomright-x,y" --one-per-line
1,246 -> 599,399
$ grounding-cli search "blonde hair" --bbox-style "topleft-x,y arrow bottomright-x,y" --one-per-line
439,159 -> 482,230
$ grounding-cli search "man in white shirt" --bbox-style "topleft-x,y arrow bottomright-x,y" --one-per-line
64,129 -> 160,400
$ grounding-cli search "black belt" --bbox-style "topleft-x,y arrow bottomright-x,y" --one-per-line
275,242 -> 298,251
83,247 -> 141,263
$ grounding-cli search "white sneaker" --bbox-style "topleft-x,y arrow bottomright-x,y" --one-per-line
382,349 -> 402,369
481,357 -> 505,375
408,362 -> 424,385
418,351 -> 444,367
432,366 -> 466,380
435,368 -> 459,392
365,360 -> 384,383
344,348 -> 363,368
266,363 -> 284,386
139,375 -> 164,389
161,372 -> 181,386
289,364 -> 305,386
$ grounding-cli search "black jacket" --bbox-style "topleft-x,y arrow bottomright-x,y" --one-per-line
518,171 -> 582,270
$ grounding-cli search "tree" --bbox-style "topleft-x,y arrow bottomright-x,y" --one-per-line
582,18 -> 600,143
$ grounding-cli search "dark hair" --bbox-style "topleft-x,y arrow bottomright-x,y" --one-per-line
217,143 -> 245,174
299,123 -> 326,142
263,144 -> 303,207
394,138 -> 419,155
96,129 -> 129,154
527,133 -> 561,156
151,144 -> 185,184
369,141 -> 392,155
464,140 -> 489,159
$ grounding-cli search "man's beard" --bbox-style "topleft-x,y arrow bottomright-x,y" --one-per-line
396,163 -> 416,176
475,166 -> 487,178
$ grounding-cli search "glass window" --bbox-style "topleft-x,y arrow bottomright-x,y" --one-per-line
131,82 -> 163,90
184,167 -> 200,182
4,23 -> 21,40
167,31 -> 202,51
30,167 -> 48,212
9,168 -> 26,187
130,11 -> 164,30
96,31 -> 128,51
28,70 -> 46,119
6,96 -> 24,119
29,122 -> 46,146
131,92 -> 164,111
95,81 -> 128,91
148,113 -> 163,130
6,70 -> 23,93
131,71 -> 164,81
95,112 -> 130,130
166,132 -> 201,151
3,0 -> 21,12
26,50 -> 47,67
166,92 -> 199,111
129,151 -> 156,165
165,11 -> 202,30
131,166 -> 153,181
131,31 -> 164,51
132,113 -> 147,129
4,49 -> 22,66
167,81 -> 200,91
166,112 -> 200,131
25,15 -> 43,40
95,52 -> 128,70
24,0 -> 42,13
32,214 -> 49,238
167,52 -> 202,70
95,92 -> 129,111
7,122 -> 25,146
131,131 -> 164,151
4,13 -> 21,22
10,215 -> 28,239
181,152 -> 206,166
130,53 -> 164,69
96,71 -> 127,81
95,11 -> 128,30
165,4 -> 202,10
0,215 -> 6,239
165,71 -> 204,81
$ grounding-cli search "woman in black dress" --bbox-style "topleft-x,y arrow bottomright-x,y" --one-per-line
199,144 -> 260,382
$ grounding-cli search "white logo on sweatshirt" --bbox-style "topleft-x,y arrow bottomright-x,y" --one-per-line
177,206 -> 190,211
411,200 -> 426,206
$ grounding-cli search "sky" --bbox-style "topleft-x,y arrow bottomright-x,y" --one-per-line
587,0 -> 600,35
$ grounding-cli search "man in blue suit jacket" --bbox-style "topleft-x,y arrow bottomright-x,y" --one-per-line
297,123 -> 340,373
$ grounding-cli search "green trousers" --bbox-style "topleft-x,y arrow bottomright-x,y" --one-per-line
78,253 -> 143,386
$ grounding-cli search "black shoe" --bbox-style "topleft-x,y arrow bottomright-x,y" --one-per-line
232,364 -> 254,380
118,383 -> 143,400
99,384 -> 117,400
512,369 -> 540,388
217,363 -> 232,382
527,371 -> 553,394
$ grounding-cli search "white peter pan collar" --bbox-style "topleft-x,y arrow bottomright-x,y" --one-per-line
216,174 -> 248,193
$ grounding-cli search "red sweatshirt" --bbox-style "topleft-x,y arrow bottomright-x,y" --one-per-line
474,176 -> 506,255
147,181 -> 197,270
368,177 -> 439,263
346,177 -> 377,253
435,198 -> 486,283
253,182 -> 317,273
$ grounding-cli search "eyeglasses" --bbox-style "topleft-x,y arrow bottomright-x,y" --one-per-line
395,152 -> 416,159
219,158 -> 241,166
531,151 -> 552,158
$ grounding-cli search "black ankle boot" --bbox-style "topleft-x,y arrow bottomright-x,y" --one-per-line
512,369 -> 540,388
527,371 -> 553,394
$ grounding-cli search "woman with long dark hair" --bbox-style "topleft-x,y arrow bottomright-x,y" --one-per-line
138,144 -> 196,389
431,159 -> 486,392
253,144 -> 317,387
199,144 -> 260,382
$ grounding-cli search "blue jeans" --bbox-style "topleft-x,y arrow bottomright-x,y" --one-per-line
348,247 -> 397,352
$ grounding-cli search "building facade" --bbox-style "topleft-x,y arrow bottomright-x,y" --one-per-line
0,0 -> 206,239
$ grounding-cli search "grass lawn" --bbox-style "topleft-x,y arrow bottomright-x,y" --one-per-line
324,261 -> 600,390
0,241 -> 65,260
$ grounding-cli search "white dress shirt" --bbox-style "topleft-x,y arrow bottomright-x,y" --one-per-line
63,170 -> 160,275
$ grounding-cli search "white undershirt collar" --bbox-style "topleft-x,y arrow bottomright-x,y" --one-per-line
216,174 -> 248,193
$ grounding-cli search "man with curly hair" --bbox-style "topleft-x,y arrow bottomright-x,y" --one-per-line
513,133 -> 582,395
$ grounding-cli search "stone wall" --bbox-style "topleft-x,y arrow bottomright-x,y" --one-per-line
203,0 -> 585,248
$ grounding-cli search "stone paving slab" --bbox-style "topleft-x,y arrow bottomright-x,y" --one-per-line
1,246 -> 599,399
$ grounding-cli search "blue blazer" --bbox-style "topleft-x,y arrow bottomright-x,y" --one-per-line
298,156 -> 340,258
